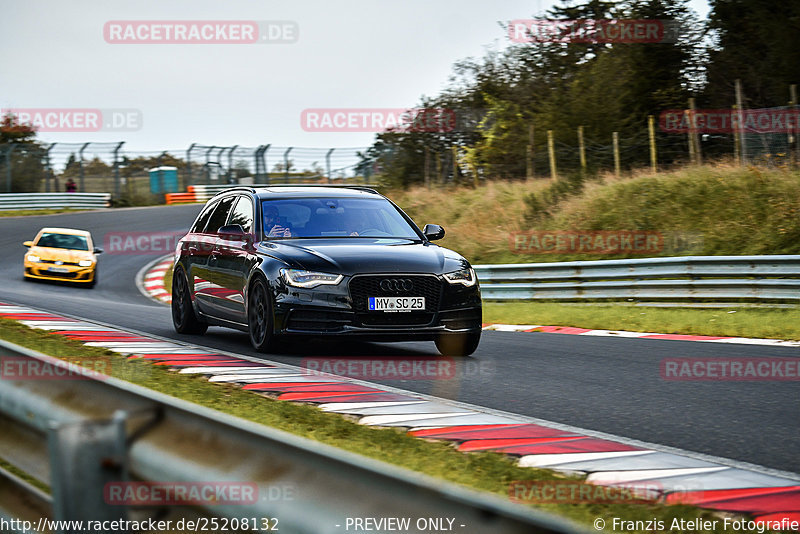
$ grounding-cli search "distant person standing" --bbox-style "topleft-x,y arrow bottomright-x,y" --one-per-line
65,178 -> 77,193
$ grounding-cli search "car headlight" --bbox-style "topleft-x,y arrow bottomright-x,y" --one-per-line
443,267 -> 477,287
281,269 -> 343,289
78,260 -> 93,267
26,255 -> 40,263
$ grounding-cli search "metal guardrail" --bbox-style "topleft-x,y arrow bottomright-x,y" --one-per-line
0,193 -> 111,211
0,340 -> 578,534
474,255 -> 800,302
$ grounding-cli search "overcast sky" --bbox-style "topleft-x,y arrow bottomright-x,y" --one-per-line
1,0 -> 710,158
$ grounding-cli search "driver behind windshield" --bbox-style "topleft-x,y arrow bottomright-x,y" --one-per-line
263,206 -> 292,238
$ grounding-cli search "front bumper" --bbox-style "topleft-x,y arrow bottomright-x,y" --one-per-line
272,273 -> 482,339
24,264 -> 95,283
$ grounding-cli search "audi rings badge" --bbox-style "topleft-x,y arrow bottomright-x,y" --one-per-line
380,278 -> 414,292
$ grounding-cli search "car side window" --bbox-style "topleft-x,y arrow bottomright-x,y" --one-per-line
203,196 -> 236,234
227,196 -> 254,234
192,200 -> 218,233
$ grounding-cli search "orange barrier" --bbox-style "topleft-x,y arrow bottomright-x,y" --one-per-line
165,192 -> 198,204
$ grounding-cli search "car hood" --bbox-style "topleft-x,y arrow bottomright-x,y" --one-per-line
28,246 -> 94,263
257,238 -> 469,275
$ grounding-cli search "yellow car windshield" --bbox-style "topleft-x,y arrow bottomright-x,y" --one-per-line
36,233 -> 89,251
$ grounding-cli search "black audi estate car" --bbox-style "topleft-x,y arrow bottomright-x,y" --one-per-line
171,186 -> 482,356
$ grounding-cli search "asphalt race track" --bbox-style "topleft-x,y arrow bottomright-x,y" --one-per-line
1,206 -> 799,475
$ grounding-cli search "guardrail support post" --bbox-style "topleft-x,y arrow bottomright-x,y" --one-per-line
228,145 -> 239,183
204,146 -> 216,184
4,144 -> 15,193
186,143 -> 197,188
283,147 -> 292,182
263,144 -> 271,184
112,142 -> 124,198
326,148 -> 334,183
48,411 -> 130,527
79,142 -> 90,193
44,144 -> 55,193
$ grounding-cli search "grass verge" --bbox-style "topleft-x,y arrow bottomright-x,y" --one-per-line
0,316 -> 755,532
483,302 -> 800,340
0,208 -> 91,217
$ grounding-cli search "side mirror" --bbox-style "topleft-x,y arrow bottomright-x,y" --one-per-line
23,241 -> 33,248
217,224 -> 245,239
423,224 -> 445,241
93,247 -> 104,254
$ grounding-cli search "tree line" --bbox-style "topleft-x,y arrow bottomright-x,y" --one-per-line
359,0 -> 800,186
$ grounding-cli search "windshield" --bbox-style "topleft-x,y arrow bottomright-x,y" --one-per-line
260,197 -> 420,239
36,233 -> 89,251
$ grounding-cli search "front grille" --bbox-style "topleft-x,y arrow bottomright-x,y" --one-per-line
286,309 -> 352,332
357,312 -> 435,327
40,259 -> 80,266
37,269 -> 79,279
349,274 -> 442,327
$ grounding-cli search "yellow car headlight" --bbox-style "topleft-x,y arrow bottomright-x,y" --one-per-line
78,260 -> 93,267
27,255 -> 41,263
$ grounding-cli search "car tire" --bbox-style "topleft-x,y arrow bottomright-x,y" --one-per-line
171,268 -> 207,335
248,277 -> 278,353
435,331 -> 481,357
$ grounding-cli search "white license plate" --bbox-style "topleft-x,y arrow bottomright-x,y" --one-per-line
48,267 -> 69,273
368,296 -> 425,312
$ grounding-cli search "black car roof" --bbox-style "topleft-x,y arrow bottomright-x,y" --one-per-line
252,186 -> 382,200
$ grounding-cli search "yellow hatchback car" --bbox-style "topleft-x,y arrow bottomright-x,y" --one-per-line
23,228 -> 102,287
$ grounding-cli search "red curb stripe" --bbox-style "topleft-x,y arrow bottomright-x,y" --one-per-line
694,487 -> 800,514
458,437 -> 583,452
278,392 -> 419,403
52,330 -> 125,335
246,383 -> 378,393
129,353 -> 225,359
495,437 -> 643,455
410,424 -> 522,437
412,423 -> 579,441
141,355 -> 238,361
279,390 -> 387,401
666,486 -> 800,509
63,335 -> 156,342
533,326 -> 592,334
665,486 -> 795,505
0,313 -> 72,320
242,382 -> 340,391
153,360 -> 254,367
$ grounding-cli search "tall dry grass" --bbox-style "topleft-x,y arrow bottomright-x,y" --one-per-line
386,163 -> 800,263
